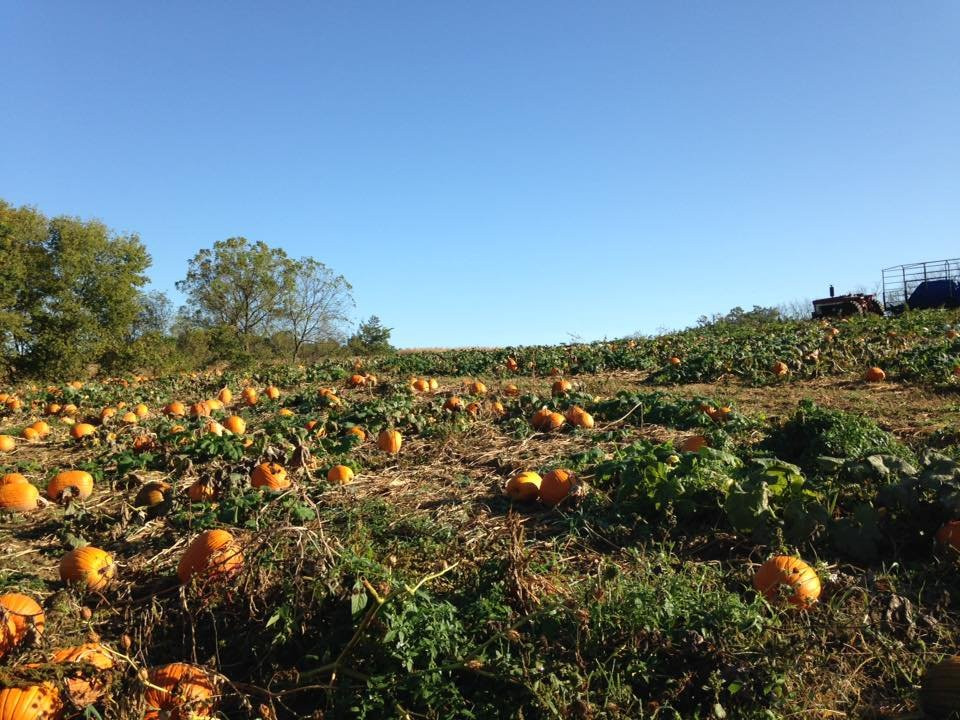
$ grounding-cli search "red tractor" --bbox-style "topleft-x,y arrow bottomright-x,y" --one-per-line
811,286 -> 883,319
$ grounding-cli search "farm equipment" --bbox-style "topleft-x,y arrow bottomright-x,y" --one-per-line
811,286 -> 883,319
882,258 -> 960,314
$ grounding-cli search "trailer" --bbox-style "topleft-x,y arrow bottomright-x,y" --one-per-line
882,258 -> 960,314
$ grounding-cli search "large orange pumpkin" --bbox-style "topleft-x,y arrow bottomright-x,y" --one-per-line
250,462 -> 290,491
531,409 -> 565,432
0,435 -> 15,452
411,378 -> 429,393
505,471 -> 542,502
177,530 -> 244,585
47,470 -> 94,502
539,469 -> 574,508
377,429 -> 402,454
0,593 -> 45,642
0,684 -> 63,719
143,662 -> 218,719
59,547 -> 116,592
0,483 -> 40,512
752,556 -> 821,608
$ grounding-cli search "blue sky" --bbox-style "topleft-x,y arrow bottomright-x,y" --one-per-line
2,2 -> 958,347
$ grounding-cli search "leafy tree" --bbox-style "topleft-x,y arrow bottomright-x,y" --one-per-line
280,258 -> 354,360
348,315 -> 393,354
0,201 -> 48,368
176,237 -> 296,350
1,202 -> 151,377
697,305 -> 782,328
134,290 -> 173,337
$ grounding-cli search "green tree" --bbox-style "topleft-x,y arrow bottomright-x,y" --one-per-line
176,237 -> 296,351
348,315 -> 393,355
0,201 -> 48,370
22,215 -> 151,376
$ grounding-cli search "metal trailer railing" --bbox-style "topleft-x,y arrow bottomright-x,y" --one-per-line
881,258 -> 960,311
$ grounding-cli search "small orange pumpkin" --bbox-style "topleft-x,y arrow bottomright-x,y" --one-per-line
772,361 -> 789,376
177,530 -> 243,585
505,471 -> 542,502
327,465 -> 354,485
250,462 -> 290,491
467,380 -> 487,395
551,379 -> 572,396
348,374 -> 367,388
59,547 -> 116,592
187,480 -> 217,503
163,401 -> 186,417
218,387 -> 233,404
143,663 -> 218,718
377,429 -> 403,454
443,396 -> 463,412
0,435 -> 16,452
47,470 -> 94,502
70,423 -> 96,440
411,378 -> 430,393
752,556 -> 821,608
565,406 -> 595,429
865,367 -> 886,382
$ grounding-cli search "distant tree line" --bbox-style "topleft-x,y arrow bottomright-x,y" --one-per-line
0,198 -> 392,379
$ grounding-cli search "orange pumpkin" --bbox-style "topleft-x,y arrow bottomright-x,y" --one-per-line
134,403 -> 149,418
565,406 -> 595,429
377,429 -> 403,454
327,465 -> 354,485
506,357 -> 519,371
187,481 -> 217,503
505,471 -> 542,502
0,435 -> 15,452
936,520 -> 960,550
489,400 -> 506,417
772,361 -> 789,376
70,423 -> 96,440
502,384 -> 520,397
531,409 -> 565,432
143,663 -> 218,718
348,374 -> 367,388
443,396 -> 463,412
217,387 -> 233,404
669,356 -> 681,366
265,386 -> 280,400
20,427 -> 40,442
59,547 -> 116,592
47,470 -> 94,502
46,643 -> 114,703
0,483 -> 40,512
465,402 -> 481,417
30,420 -> 51,437
753,556 -> 821,608
223,415 -> 246,435
345,426 -> 366,442
163,401 -> 186,417
0,684 -> 63,719
250,462 -> 290,491
0,593 -> 44,642
540,469 -> 574,508
551,379 -> 572,396
865,367 -> 886,382
177,530 -> 243,585
467,380 -> 487,395
134,481 -> 171,509
411,378 -> 430,393
0,473 -> 28,485
242,388 -> 259,406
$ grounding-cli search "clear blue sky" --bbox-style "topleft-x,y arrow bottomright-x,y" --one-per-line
2,2 -> 958,347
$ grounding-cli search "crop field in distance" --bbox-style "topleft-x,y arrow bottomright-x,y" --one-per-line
5,308 -> 960,719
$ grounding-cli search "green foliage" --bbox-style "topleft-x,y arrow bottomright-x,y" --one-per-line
762,399 -> 912,471
348,315 -> 393,355
0,199 -> 151,377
